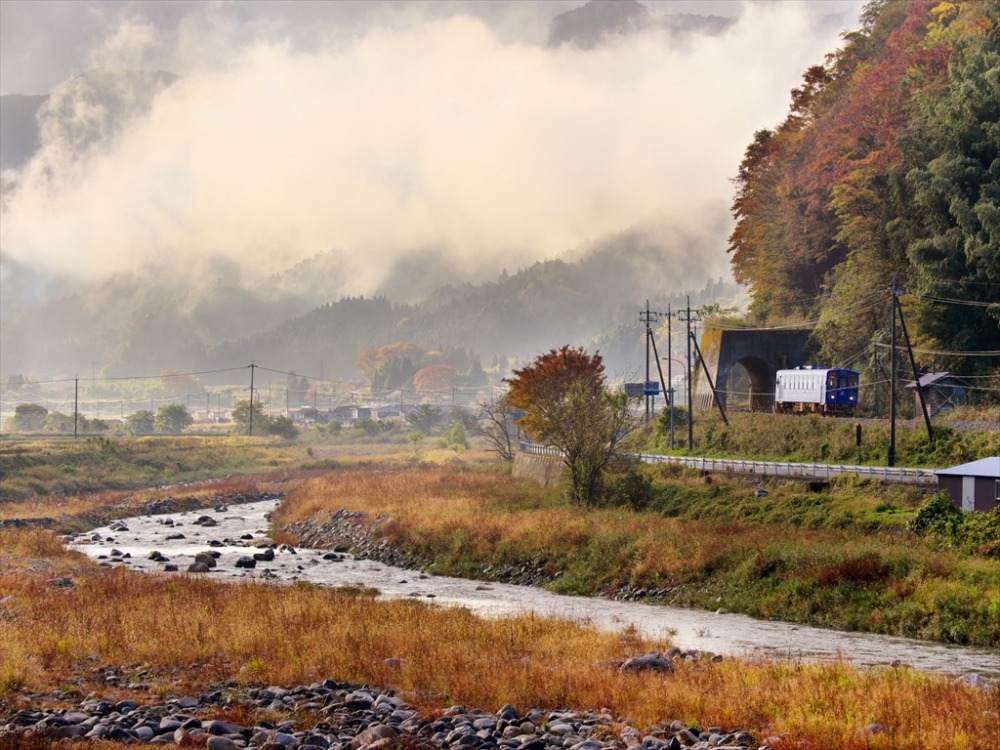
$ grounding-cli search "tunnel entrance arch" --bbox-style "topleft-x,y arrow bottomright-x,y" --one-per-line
694,329 -> 811,412
724,356 -> 776,412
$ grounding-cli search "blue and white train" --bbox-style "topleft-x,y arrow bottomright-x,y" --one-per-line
774,366 -> 859,414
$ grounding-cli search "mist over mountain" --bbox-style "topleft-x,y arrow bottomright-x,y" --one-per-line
2,220 -> 737,382
204,235 -> 738,383
548,0 -> 731,50
1,1 -> 862,384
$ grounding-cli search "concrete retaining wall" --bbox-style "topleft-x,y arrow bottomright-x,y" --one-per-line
512,451 -> 563,487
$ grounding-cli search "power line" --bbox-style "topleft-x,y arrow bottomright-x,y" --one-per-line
710,292 -> 884,332
914,293 -> 997,308
873,343 -> 1000,357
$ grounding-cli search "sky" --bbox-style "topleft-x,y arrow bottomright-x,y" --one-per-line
0,0 -> 867,295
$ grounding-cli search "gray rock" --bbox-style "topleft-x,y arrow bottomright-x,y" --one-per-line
134,726 -> 155,741
351,724 -> 398,748
207,737 -> 242,750
206,719 -> 245,735
620,653 -> 674,673
187,561 -> 211,573
195,552 -> 218,568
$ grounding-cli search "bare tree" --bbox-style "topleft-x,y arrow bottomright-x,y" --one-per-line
475,392 -> 517,462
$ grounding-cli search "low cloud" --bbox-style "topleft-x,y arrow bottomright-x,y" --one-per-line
1,1 -> 859,296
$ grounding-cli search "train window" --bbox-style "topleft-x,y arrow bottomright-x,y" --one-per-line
828,372 -> 837,389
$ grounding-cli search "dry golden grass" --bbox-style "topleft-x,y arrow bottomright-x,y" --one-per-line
0,528 -> 94,578
0,557 -> 996,750
0,474 -> 290,525
2,469 -> 998,749
272,470 -> 867,586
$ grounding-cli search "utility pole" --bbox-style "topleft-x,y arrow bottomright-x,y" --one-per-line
74,376 -> 79,439
677,297 -> 700,452
888,279 -> 897,467
248,361 -> 256,437
667,305 -> 675,449
640,301 -> 658,418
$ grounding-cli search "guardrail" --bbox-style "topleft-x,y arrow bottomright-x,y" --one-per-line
518,442 -> 938,485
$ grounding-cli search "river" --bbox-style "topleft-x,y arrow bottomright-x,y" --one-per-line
66,498 -> 999,680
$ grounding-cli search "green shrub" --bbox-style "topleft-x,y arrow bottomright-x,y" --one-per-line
909,494 -> 1000,557
605,469 -> 658,510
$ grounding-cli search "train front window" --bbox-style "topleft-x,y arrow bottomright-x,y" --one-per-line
828,373 -> 837,389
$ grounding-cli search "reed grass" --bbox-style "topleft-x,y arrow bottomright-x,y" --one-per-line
0,436 -> 312,503
0,546 -> 995,750
274,469 -> 1000,646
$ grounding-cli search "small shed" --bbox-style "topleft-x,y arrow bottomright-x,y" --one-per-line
904,372 -> 970,416
935,457 -> 1000,513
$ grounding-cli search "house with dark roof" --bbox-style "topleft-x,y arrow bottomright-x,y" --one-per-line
935,457 -> 1000,513
904,372 -> 970,416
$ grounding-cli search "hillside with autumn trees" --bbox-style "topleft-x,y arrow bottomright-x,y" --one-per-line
729,0 -> 999,379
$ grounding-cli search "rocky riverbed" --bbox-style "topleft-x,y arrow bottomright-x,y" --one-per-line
58,498 -> 1000,678
3,673 -> 769,750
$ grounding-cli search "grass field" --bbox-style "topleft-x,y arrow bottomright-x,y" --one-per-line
1,438 -> 998,750
1,526 -> 996,750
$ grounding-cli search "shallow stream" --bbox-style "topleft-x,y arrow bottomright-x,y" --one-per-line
67,498 -> 999,680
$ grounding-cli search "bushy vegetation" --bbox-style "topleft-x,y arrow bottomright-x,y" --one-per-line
909,493 -> 1000,557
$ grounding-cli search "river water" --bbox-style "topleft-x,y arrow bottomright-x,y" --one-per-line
66,498 -> 999,680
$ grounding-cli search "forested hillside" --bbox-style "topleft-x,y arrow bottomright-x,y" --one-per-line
206,255 -> 735,381
729,0 -> 998,377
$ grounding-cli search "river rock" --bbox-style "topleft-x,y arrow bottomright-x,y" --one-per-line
187,561 -> 211,573
620,653 -> 674,673
195,552 -> 218,568
207,737 -> 241,750
351,723 -> 398,748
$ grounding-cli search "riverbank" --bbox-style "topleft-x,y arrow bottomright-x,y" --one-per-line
271,467 -> 1000,648
2,519 -> 997,750
2,445 -> 999,749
